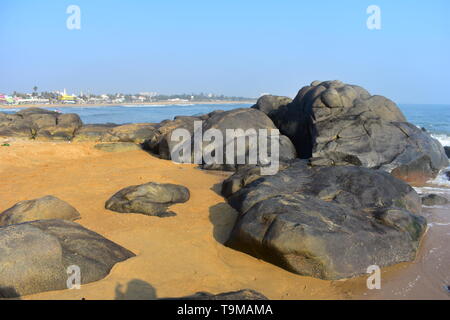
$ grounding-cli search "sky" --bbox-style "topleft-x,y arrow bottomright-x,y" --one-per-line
0,0 -> 449,104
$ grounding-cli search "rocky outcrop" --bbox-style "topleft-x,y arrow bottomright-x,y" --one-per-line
0,195 -> 80,227
73,123 -> 157,144
421,194 -> 449,206
0,219 -> 135,298
0,108 -> 158,144
144,115 -> 203,159
94,142 -> 142,152
106,123 -> 158,144
263,81 -> 448,185
0,108 -> 82,140
105,182 -> 190,217
200,108 -> 296,171
165,289 -> 268,300
72,123 -> 118,142
143,108 -> 296,171
221,161 -> 427,280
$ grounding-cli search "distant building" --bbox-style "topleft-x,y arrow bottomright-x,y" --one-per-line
0,94 -> 13,104
58,89 -> 77,103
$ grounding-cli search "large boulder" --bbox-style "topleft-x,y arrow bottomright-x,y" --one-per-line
251,95 -> 292,115
199,108 -> 296,171
142,109 -> 296,171
105,182 -> 190,217
267,81 -> 448,185
144,115 -> 202,159
0,113 -> 33,138
0,219 -> 135,298
222,161 -> 427,280
0,195 -> 80,227
0,108 -> 82,140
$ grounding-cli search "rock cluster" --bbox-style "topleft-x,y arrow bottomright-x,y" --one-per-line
222,161 -> 427,280
253,80 -> 448,184
0,108 -> 82,140
143,108 -> 297,170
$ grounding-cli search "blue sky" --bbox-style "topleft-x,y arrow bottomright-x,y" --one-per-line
0,0 -> 449,103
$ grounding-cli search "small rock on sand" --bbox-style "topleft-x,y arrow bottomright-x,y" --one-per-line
0,195 -> 80,227
105,182 -> 190,217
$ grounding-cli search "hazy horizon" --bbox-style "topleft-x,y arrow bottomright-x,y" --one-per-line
1,0 -> 449,104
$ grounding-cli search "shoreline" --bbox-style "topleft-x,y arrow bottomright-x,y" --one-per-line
0,100 -> 256,110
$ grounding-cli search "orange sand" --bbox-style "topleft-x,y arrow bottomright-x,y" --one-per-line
0,140 -> 361,300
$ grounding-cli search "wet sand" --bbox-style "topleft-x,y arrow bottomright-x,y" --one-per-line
0,140 -> 448,300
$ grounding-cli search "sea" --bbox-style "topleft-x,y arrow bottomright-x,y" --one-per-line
1,102 -> 449,299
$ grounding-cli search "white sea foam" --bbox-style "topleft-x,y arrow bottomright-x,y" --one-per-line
414,185 -> 450,194
422,132 -> 450,189
431,133 -> 450,147
425,169 -> 450,189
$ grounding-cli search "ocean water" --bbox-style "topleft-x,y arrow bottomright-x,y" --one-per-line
0,103 -> 252,125
399,104 -> 450,147
397,104 -> 450,188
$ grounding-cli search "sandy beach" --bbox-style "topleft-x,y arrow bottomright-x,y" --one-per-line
0,140 -> 360,300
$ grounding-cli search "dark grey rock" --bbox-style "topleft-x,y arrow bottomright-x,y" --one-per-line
267,80 -> 448,184
105,182 -> 190,217
252,95 -> 292,115
143,108 -> 297,171
143,116 -> 201,159
444,146 -> 450,158
199,108 -> 296,171
421,194 -> 449,206
0,108 -> 82,140
0,195 -> 80,227
0,219 -> 135,298
222,161 -> 427,280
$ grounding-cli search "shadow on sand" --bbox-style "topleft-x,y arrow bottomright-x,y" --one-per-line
115,279 -> 157,300
208,202 -> 239,244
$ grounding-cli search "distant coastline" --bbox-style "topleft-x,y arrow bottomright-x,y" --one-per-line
0,99 -> 256,110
